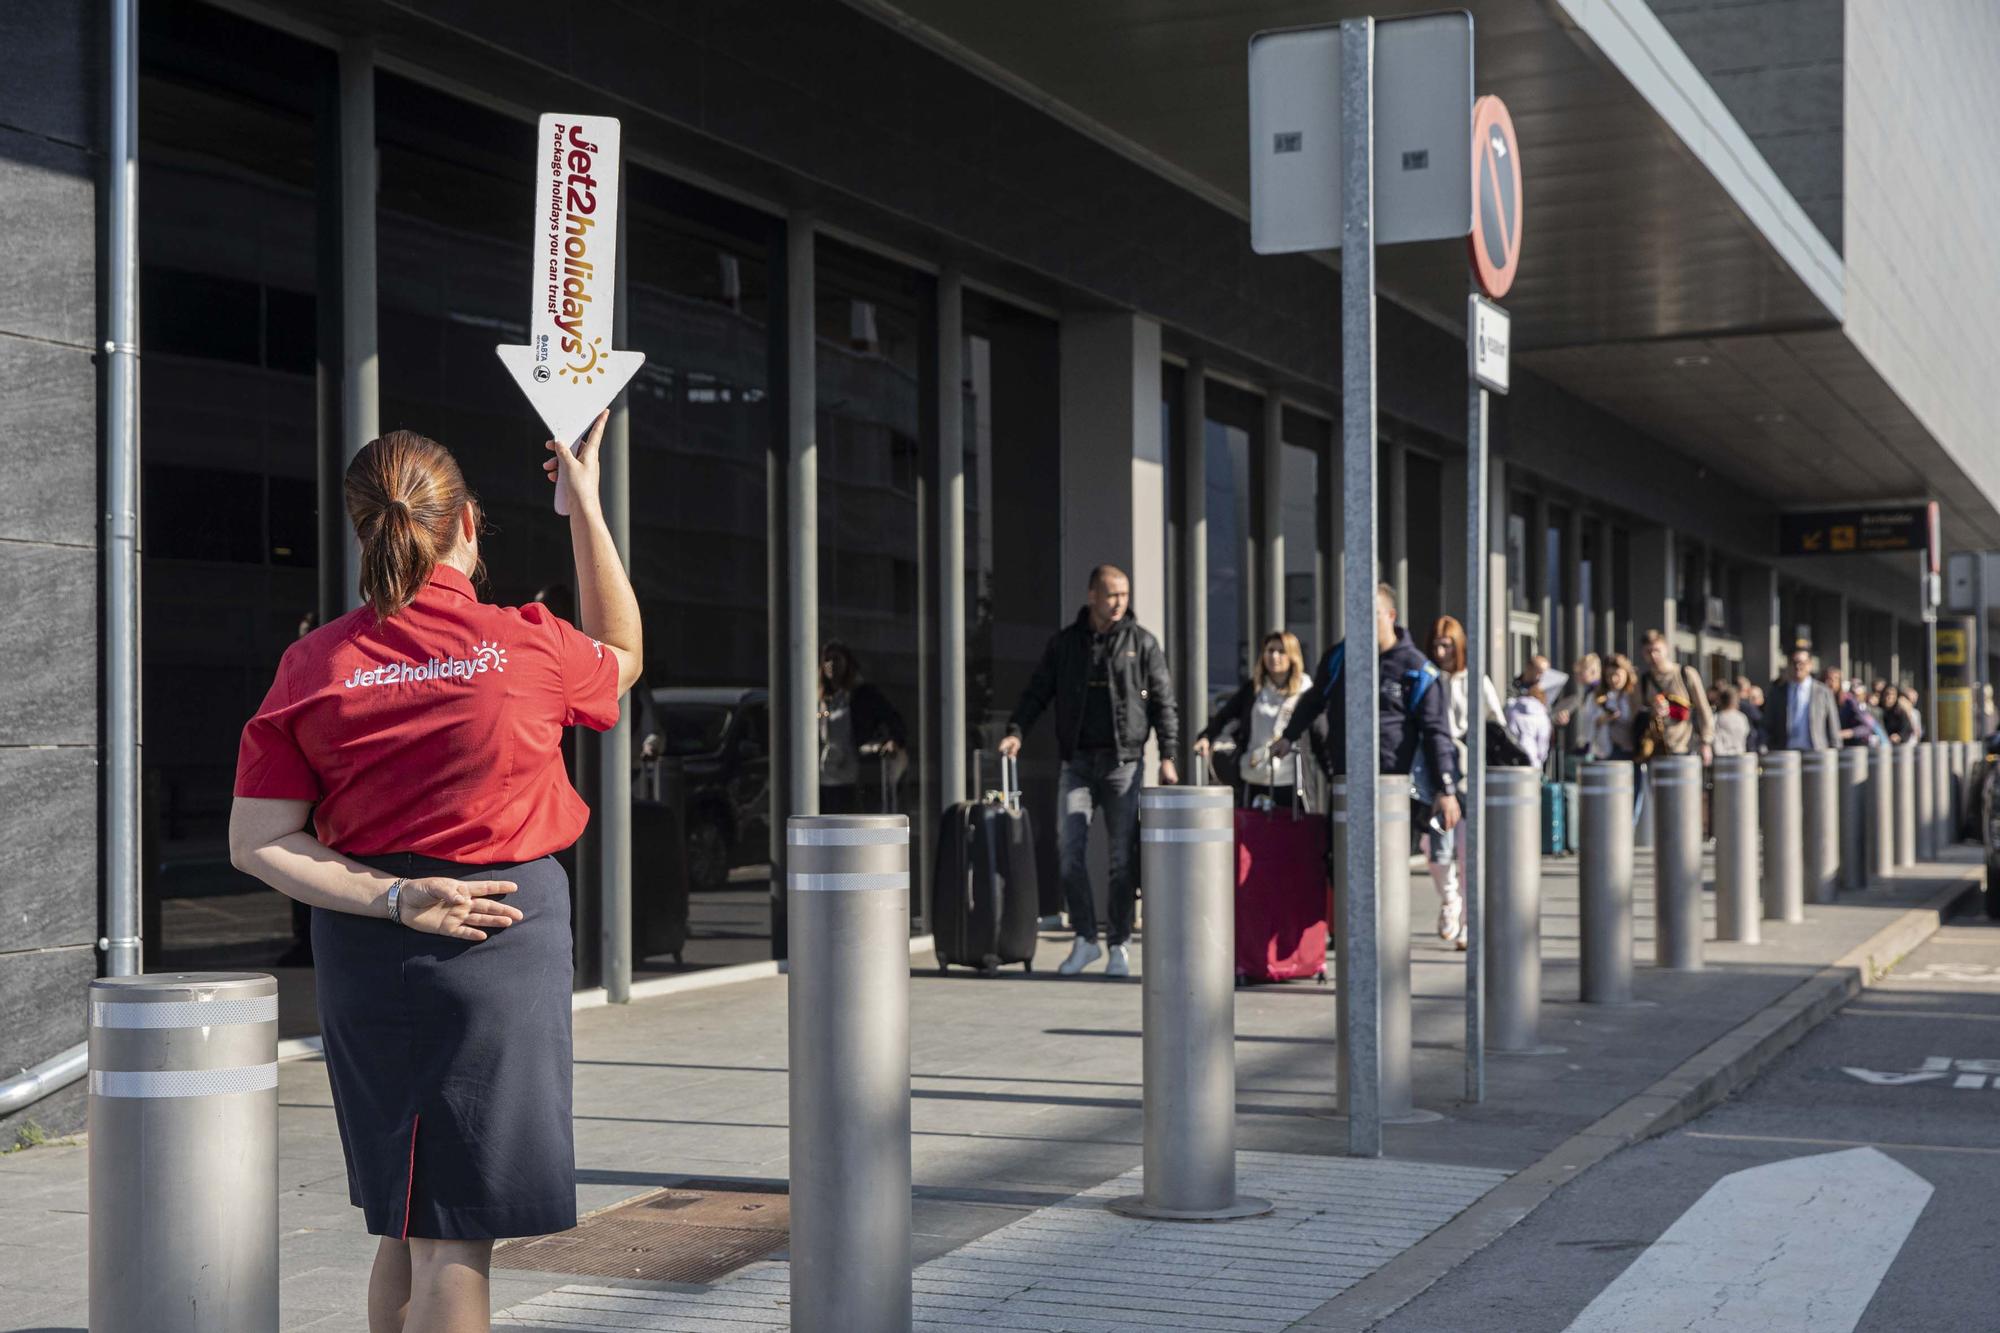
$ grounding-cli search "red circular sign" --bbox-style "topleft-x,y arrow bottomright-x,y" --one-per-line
1469,95 -> 1522,299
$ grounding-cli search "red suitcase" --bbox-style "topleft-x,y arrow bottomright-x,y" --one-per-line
1233,775 -> 1330,985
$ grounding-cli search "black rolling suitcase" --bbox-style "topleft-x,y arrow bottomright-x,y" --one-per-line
931,753 -> 1041,976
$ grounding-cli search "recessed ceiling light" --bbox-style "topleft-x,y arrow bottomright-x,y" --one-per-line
1753,412 -> 1787,424
1673,354 -> 1711,368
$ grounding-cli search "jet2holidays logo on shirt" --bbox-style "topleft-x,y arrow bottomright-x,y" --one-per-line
344,641 -> 508,690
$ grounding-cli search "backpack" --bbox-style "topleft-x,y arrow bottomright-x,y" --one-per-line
1318,643 -> 1441,795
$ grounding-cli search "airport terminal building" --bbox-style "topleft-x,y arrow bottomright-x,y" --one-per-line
5,0 -> 1999,1137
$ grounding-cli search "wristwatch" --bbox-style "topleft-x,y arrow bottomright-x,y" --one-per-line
386,878 -> 407,925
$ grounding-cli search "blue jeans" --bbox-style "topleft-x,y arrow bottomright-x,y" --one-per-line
1057,751 -> 1142,946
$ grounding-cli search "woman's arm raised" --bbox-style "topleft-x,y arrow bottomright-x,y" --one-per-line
545,409 -> 644,694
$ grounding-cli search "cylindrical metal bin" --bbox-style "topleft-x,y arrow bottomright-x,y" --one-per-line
1801,748 -> 1840,905
89,972 -> 279,1333
1333,776 -> 1421,1120
1892,743 -> 1916,867
1111,786 -> 1272,1221
1712,754 -> 1760,944
1839,747 -> 1868,892
1580,761 -> 1636,1004
1915,741 -> 1937,861
1870,745 -> 1896,883
1651,754 -> 1704,971
787,815 -> 912,1333
1486,767 -> 1556,1052
1760,749 -> 1805,925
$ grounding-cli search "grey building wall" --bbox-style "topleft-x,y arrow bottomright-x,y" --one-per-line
1844,1 -> 2000,531
1644,0 -> 1845,250
0,3 -> 101,1141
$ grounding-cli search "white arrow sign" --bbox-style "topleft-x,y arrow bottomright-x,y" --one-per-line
495,112 -> 645,514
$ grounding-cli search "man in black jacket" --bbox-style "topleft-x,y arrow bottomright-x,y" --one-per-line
1273,582 -> 1461,823
1001,565 -> 1180,978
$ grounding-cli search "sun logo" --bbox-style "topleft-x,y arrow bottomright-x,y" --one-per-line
560,335 -> 604,384
474,641 -> 508,673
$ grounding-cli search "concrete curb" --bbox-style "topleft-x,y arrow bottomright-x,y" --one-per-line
1290,866 -> 1984,1333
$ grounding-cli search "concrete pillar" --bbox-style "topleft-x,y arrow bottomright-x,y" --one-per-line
1813,593 -> 1850,682
1441,452 -> 1468,621
1388,438 -> 1410,620
1595,516 -> 1617,662
1262,390 -> 1286,638
1486,457 -> 1509,683
1630,525 -> 1675,645
1178,359 -> 1206,749
338,38 -> 378,614
1058,313 -> 1167,764
1566,507 -> 1586,666
936,271 -> 967,812
1532,492 -> 1552,658
1743,564 -> 1780,688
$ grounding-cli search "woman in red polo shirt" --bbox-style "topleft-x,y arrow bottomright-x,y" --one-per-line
229,410 -> 639,1333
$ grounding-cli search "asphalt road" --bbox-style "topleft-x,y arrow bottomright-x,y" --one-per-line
1377,916 -> 2000,1333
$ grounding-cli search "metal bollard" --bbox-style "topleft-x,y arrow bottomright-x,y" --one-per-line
1651,754 -> 1704,970
1950,742 -> 1968,843
1892,743 -> 1917,868
1760,750 -> 1805,924
1802,749 -> 1840,905
1869,745 -> 1896,883
1915,741 -> 1937,861
1580,761 -> 1637,1004
1110,787 -> 1272,1221
1711,755 -> 1760,943
787,814 -> 911,1333
1332,776 -> 1428,1121
1633,775 -> 1655,850
1937,741 -> 1955,851
1486,767 -> 1559,1053
89,973 -> 278,1333
1839,747 -> 1868,892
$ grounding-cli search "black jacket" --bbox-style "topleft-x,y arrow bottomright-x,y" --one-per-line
1282,627 -> 1459,792
1008,608 -> 1180,764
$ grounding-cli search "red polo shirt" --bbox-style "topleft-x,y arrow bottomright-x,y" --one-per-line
234,566 -> 621,863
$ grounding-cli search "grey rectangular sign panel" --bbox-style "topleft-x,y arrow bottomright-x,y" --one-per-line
1249,11 -> 1473,254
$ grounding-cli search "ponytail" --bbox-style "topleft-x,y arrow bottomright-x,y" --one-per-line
345,430 -> 474,621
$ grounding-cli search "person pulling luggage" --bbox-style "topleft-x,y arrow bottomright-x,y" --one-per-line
1191,630 -> 1313,807
1271,584 -> 1461,910
999,565 -> 1180,978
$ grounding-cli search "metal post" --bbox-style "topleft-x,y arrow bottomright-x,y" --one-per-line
787,815 -> 911,1333
787,214 -> 820,828
89,974 -> 278,1332
1338,16 -> 1382,1158
1914,741 -> 1937,861
1801,749 -> 1840,905
1652,754 -> 1704,970
1839,747 -> 1868,891
1712,754 -> 1760,943
1110,787 -> 1273,1221
1893,743 -> 1916,868
1760,750 -> 1804,924
937,270 -> 967,811
601,183 -> 634,1004
1464,362 -> 1489,1101
1262,389 -> 1287,634
1869,745 -> 1896,883
103,0 -> 142,979
1580,761 -> 1636,1003
1334,778 -> 1423,1122
1487,767 -> 1558,1053
339,37 -> 378,613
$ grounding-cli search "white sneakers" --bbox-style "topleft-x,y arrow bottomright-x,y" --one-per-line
1057,938 -> 1103,975
1438,891 -> 1463,941
1056,938 -> 1133,977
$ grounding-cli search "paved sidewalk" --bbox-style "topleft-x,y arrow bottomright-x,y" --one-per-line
0,846 -> 1980,1332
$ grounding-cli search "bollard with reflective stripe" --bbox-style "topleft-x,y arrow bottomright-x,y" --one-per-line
1801,748 -> 1840,905
1332,776 -> 1428,1121
1580,762 -> 1636,1003
89,972 -> 278,1333
1869,745 -> 1896,883
1652,754 -> 1704,971
1711,755 -> 1760,944
1892,743 -> 1916,868
1838,747 -> 1868,891
788,815 -> 911,1333
1760,750 -> 1804,924
1914,741 -> 1937,861
1110,788 -> 1273,1221
1486,767 -> 1559,1053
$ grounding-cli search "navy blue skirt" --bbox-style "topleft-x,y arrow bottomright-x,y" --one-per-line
313,853 -> 576,1240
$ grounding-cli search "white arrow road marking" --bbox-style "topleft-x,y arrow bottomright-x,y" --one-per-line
1562,1147 -> 1932,1333
496,112 -> 645,515
1843,1068 -> 1950,1085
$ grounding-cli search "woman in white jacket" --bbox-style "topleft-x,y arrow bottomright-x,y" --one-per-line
1425,616 -> 1504,949
1192,630 -> 1312,805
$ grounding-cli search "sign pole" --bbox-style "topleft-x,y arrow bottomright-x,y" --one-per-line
1339,14 -> 1382,1160
1464,375 -> 1487,1103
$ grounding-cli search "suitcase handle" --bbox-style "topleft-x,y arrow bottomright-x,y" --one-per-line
1242,745 -> 1309,819
973,749 -> 1021,813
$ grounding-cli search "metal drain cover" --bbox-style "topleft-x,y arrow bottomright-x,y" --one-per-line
495,1187 -> 790,1284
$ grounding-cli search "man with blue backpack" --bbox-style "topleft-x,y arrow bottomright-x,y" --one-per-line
1272,582 -> 1462,857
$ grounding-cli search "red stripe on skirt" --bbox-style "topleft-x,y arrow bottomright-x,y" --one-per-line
400,1113 -> 421,1240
